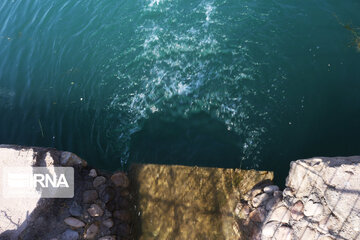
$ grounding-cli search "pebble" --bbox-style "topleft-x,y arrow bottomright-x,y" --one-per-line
290,200 -> 304,220
85,223 -> 99,239
273,226 -> 293,240
282,188 -> 293,197
273,190 -> 283,199
304,200 -> 323,217
69,202 -> 82,217
114,210 -> 131,222
262,221 -> 281,238
87,204 -> 104,217
263,185 -> 279,194
251,188 -> 263,198
249,207 -> 266,222
98,236 -> 116,240
266,197 -> 280,211
83,190 -> 98,204
300,227 -> 317,240
93,176 -> 106,188
100,187 -> 115,203
64,217 -> 85,228
252,193 -> 270,208
61,229 -> 79,240
111,172 -> 130,188
268,206 -> 291,224
89,169 -> 97,177
103,218 -> 114,228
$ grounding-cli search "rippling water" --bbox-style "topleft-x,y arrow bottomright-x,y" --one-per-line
1,0 -> 359,183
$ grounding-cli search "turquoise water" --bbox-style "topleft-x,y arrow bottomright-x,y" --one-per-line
1,0 -> 359,184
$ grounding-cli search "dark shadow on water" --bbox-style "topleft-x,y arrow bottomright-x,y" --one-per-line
129,112 -> 250,169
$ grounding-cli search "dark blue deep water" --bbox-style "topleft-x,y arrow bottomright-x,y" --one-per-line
1,0 -> 360,184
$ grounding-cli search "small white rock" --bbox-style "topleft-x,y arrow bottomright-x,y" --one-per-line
274,226 -> 293,240
300,227 -> 317,240
87,204 -> 104,217
89,169 -> 97,177
263,185 -> 279,194
268,206 -> 291,224
304,200 -> 323,217
252,193 -> 270,208
262,221 -> 281,238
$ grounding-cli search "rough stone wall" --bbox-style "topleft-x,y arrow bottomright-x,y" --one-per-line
260,157 -> 360,240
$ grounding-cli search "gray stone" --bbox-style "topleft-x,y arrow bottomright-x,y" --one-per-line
61,229 -> 79,240
263,185 -> 279,194
103,218 -> 114,228
100,187 -> 115,203
93,176 -> 106,188
87,203 -> 104,217
69,202 -> 82,217
252,193 -> 270,208
64,217 -> 85,228
266,197 -> 280,211
83,190 -> 98,203
85,223 -> 99,239
89,169 -> 97,177
60,151 -> 87,167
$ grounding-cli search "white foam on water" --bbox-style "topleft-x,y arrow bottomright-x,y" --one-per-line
105,0 -> 285,167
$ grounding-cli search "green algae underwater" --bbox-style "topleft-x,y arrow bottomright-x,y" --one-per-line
0,0 -> 360,185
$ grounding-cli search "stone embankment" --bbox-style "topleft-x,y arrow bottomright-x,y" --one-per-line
1,145 -> 360,240
233,156 -> 360,240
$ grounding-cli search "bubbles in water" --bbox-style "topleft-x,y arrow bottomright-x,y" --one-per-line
104,0 -> 286,167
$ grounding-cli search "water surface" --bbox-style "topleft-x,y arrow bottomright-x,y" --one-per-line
1,0 -> 360,184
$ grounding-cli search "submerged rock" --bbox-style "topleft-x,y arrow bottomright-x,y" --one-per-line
64,217 -> 85,228
93,176 -> 106,188
89,169 -> 97,177
61,229 -> 79,240
84,223 -> 99,239
87,204 -> 104,217
111,172 -> 130,188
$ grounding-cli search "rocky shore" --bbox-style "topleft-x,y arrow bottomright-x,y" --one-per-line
0,145 -> 133,240
233,156 -> 360,240
1,145 -> 360,240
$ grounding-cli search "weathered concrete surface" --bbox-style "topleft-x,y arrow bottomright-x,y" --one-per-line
262,156 -> 360,240
129,164 -> 273,240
